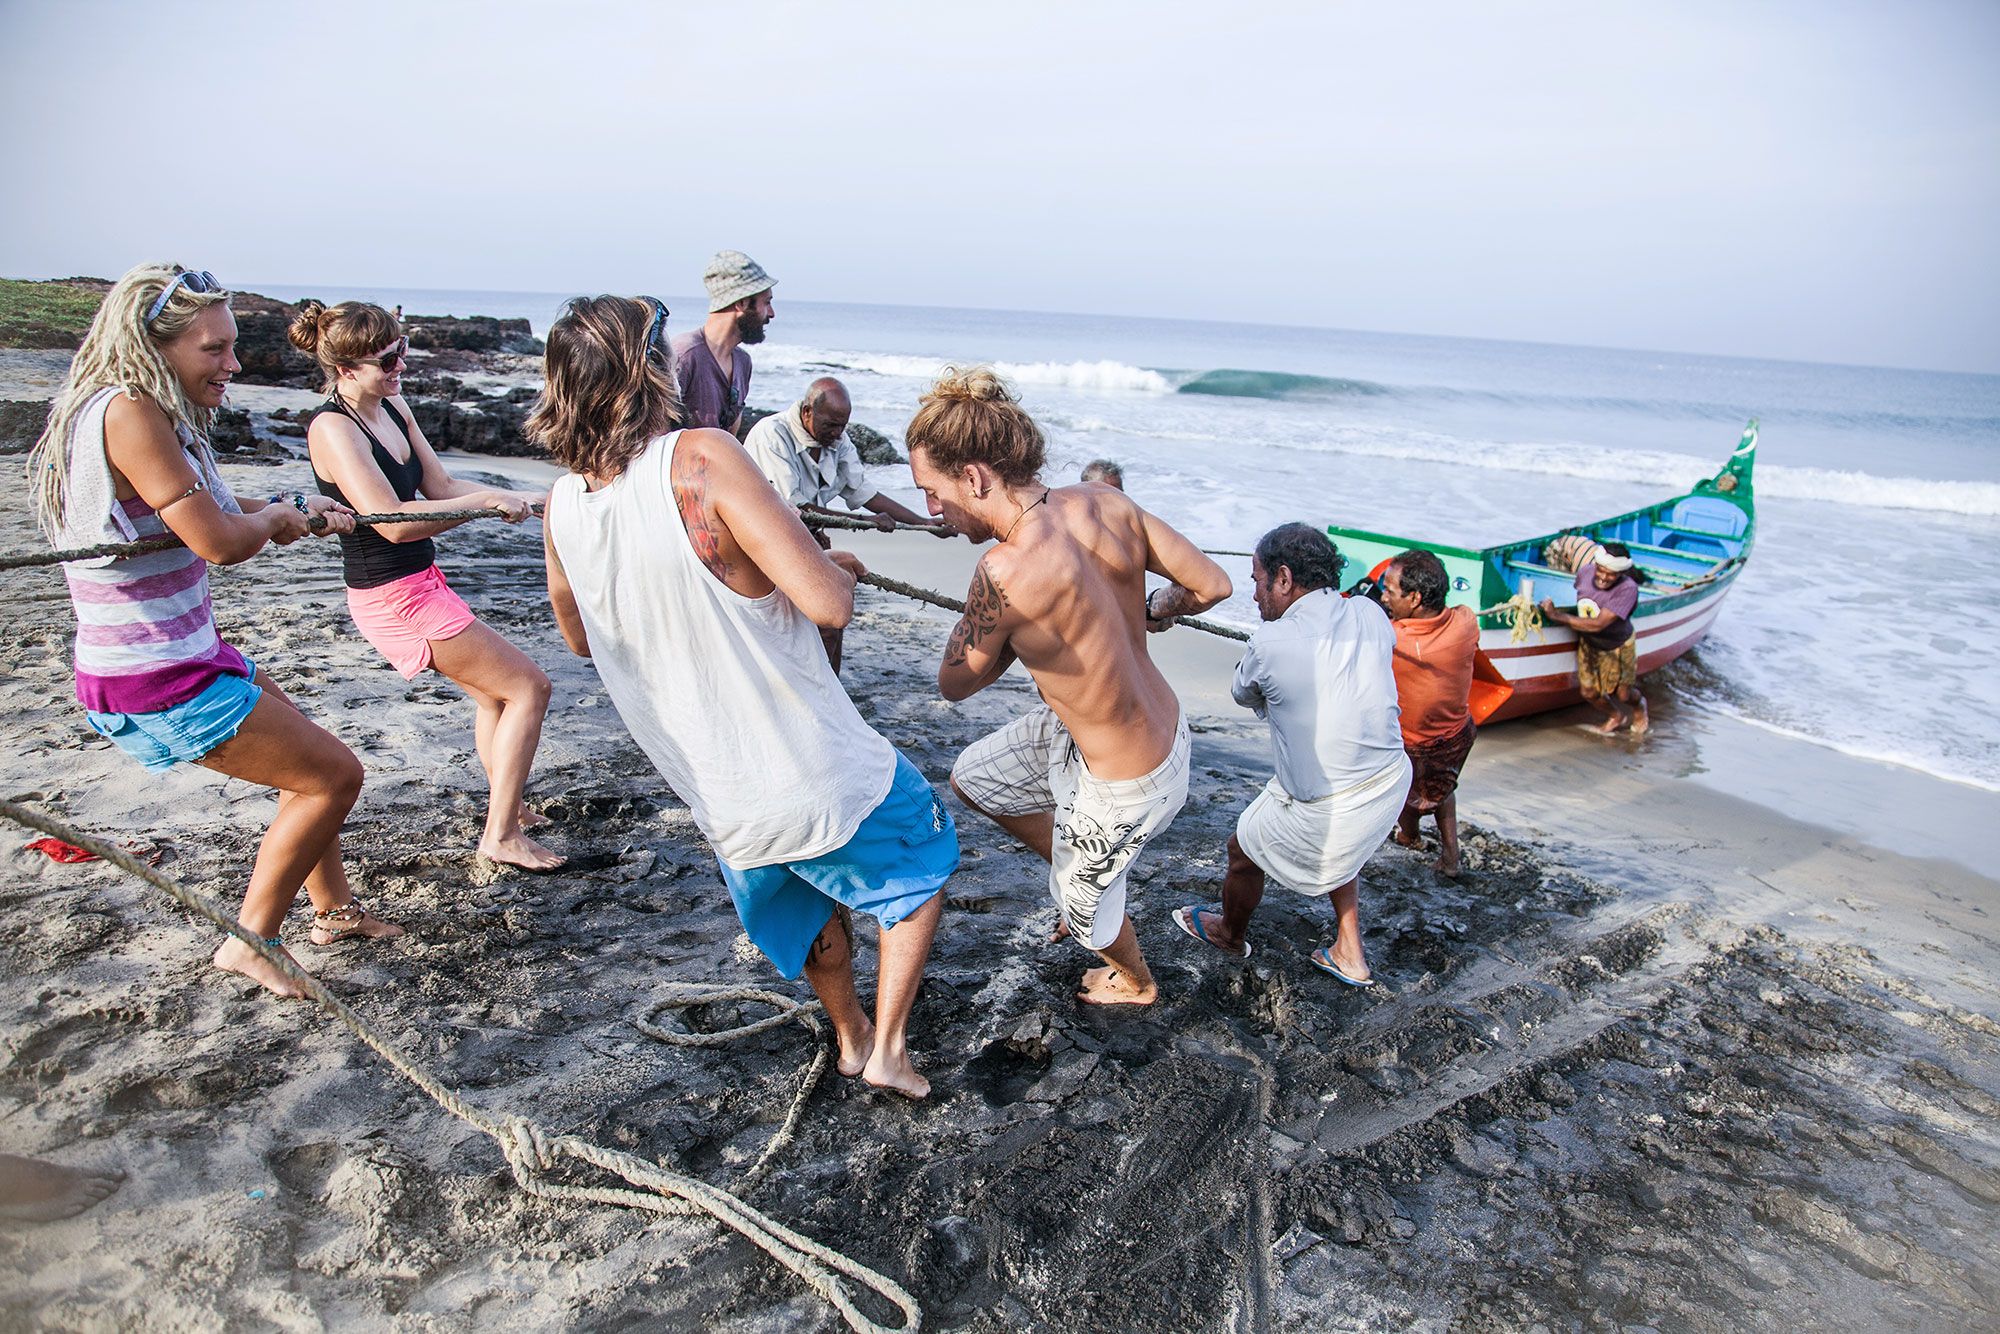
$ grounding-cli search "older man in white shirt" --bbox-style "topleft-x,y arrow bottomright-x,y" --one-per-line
1173,523 -> 1410,986
743,376 -> 943,670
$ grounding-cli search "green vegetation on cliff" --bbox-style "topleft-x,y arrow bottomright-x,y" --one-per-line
0,278 -> 107,350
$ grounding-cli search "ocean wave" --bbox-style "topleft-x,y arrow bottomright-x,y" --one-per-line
1174,368 -> 1393,400
755,344 -> 1172,393
1252,429 -> 2000,518
1701,707 -> 2000,793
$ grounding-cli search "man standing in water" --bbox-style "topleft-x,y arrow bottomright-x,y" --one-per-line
670,250 -> 774,436
907,367 -> 1231,1005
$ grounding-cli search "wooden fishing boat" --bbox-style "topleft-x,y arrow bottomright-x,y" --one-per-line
1328,422 -> 1758,722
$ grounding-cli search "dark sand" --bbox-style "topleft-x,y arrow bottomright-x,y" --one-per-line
2,441 -> 1997,1331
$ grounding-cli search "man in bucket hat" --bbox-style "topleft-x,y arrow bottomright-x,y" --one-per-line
670,250 -> 775,435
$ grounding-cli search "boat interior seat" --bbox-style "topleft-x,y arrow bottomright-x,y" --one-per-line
1663,497 -> 1747,540
1620,538 -> 1727,566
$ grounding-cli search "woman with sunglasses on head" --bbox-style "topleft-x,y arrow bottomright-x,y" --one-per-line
291,301 -> 562,872
26,263 -> 402,1000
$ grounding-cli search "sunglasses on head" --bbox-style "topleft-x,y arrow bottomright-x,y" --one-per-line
145,268 -> 220,325
642,298 -> 669,360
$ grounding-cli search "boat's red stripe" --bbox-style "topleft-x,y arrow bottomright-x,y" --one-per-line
1481,618 -> 1723,720
1481,597 -> 1722,660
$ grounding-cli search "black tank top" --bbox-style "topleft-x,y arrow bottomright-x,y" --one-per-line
313,397 -> 439,590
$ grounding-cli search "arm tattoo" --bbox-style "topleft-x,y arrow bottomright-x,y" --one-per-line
944,563 -> 1009,668
672,447 -> 733,580
1148,583 -> 1198,620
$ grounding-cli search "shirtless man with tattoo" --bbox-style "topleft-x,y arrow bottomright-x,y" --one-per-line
906,367 -> 1232,1004
537,297 -> 958,1096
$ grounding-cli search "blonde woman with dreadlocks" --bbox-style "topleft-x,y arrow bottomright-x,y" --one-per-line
293,301 -> 560,871
26,263 -> 403,999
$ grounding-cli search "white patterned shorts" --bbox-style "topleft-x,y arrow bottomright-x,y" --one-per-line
952,705 -> 1190,950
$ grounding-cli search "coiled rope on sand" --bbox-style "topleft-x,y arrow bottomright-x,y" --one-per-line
0,798 -> 919,1334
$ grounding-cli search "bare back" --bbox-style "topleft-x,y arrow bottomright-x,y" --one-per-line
958,486 -> 1207,780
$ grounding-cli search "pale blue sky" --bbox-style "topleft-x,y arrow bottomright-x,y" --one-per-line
2,0 -> 1995,372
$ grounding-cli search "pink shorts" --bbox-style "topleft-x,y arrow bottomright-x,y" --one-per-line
347,565 -> 478,679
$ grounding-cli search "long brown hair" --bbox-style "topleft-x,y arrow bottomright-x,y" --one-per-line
526,296 -> 682,480
905,365 -> 1045,485
287,300 -> 402,395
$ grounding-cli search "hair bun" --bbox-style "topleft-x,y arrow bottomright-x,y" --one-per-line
286,300 -> 327,353
927,364 -> 1014,404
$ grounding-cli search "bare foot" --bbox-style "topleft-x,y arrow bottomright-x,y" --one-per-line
213,936 -> 312,999
0,1154 -> 126,1222
1629,699 -> 1651,735
1591,715 -> 1624,735
1077,965 -> 1157,1006
1049,916 -> 1072,944
861,1046 -> 930,1099
477,831 -> 566,872
1391,826 -> 1422,850
310,902 -> 406,947
835,1019 -> 877,1079
1434,853 -> 1463,879
517,803 -> 551,830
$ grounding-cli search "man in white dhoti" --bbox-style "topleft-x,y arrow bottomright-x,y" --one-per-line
1173,523 -> 1410,985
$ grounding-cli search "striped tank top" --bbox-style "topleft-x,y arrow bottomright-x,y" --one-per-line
59,388 -> 249,714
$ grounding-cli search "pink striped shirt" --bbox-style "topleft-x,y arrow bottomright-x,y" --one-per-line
65,489 -> 248,714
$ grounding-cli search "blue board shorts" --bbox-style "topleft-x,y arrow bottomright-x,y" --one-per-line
85,656 -> 263,773
719,751 -> 959,979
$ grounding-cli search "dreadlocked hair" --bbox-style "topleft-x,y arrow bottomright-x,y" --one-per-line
26,263 -> 233,539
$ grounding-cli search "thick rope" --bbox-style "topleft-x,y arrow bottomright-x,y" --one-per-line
1479,592 -> 1545,644
856,571 -> 1249,643
0,799 -> 919,1334
3,508 -> 537,572
636,985 -> 831,1189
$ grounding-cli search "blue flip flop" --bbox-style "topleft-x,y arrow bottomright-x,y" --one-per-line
1174,903 -> 1251,959
1310,946 -> 1376,988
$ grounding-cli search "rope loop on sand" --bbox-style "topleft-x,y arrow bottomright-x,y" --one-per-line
0,798 -> 920,1334
637,984 -> 832,1189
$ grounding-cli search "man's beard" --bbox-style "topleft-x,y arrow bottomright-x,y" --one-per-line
735,309 -> 768,344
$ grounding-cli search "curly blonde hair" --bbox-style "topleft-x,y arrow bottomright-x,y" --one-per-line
526,296 -> 683,481
26,263 -> 232,538
905,365 -> 1045,486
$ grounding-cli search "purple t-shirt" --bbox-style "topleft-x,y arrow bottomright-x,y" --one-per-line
669,330 -> 751,432
1574,562 -> 1639,649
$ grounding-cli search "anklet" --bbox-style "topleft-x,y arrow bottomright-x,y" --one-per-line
264,935 -> 282,948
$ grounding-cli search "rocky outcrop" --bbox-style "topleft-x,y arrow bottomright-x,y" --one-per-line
848,421 -> 904,465
406,316 -> 542,356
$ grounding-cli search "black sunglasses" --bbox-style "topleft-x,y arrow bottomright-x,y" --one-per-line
145,268 -> 220,324
365,336 -> 409,372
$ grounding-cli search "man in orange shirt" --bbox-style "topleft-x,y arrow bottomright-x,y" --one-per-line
1379,550 -> 1479,877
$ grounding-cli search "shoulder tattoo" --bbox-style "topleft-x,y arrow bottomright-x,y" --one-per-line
672,445 -> 733,580
944,563 -> 1009,667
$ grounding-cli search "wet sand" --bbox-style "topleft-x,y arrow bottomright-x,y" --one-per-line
2,438 -> 1998,1330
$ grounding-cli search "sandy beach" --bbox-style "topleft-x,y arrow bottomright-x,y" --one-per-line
3,383 -> 1999,1330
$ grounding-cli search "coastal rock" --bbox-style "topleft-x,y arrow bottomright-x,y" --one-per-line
406,315 -> 542,356
230,293 -> 322,388
404,394 -> 540,458
849,421 -> 904,464
209,407 -> 255,453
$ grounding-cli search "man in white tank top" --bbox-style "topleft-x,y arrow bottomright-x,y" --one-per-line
537,296 -> 956,1098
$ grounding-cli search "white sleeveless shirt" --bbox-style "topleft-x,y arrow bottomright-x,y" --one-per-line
546,431 -> 894,868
